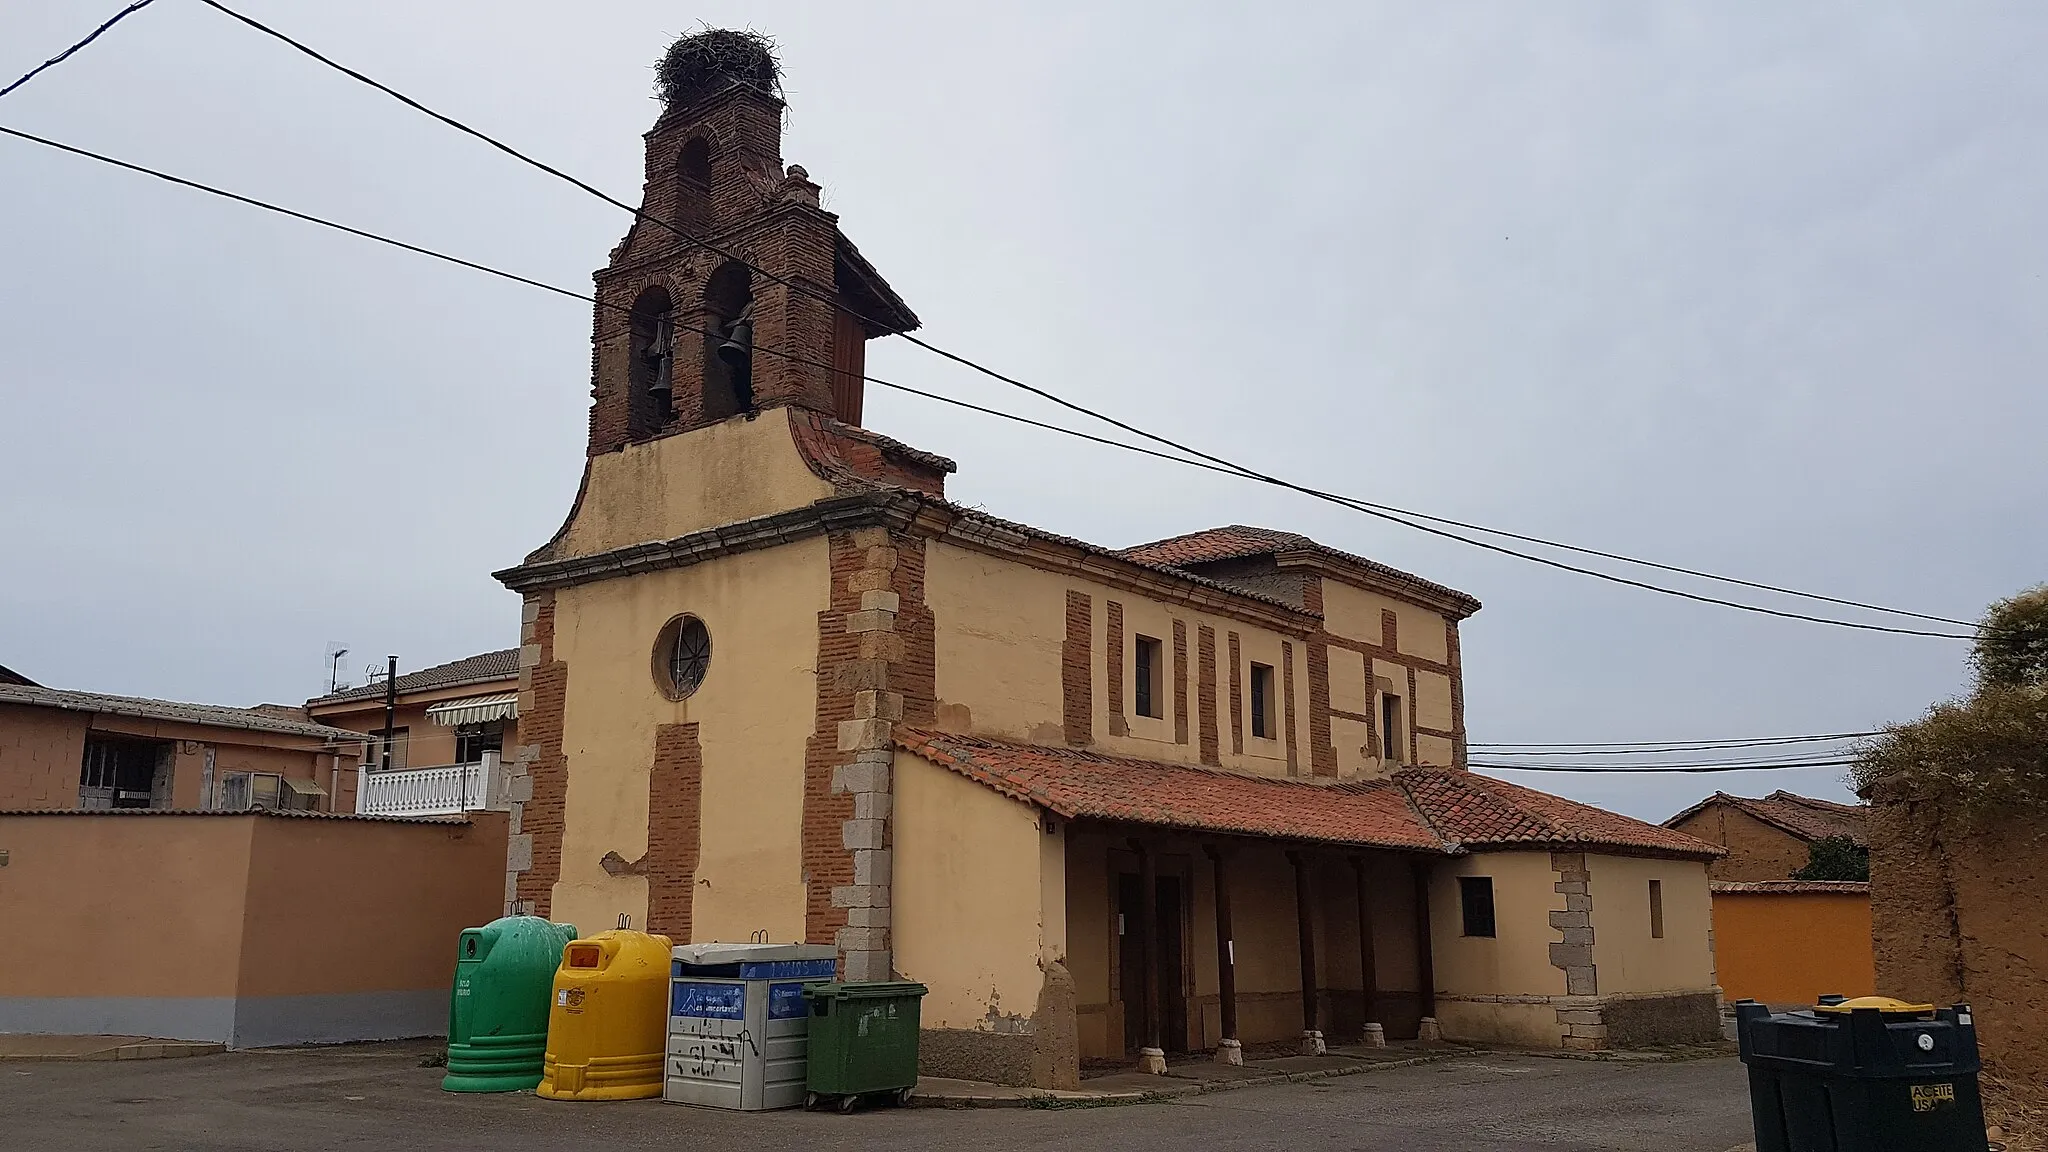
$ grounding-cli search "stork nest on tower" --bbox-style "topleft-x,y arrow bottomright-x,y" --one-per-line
655,27 -> 782,107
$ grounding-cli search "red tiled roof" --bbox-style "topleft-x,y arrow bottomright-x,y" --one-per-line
1119,525 -> 1481,617
1663,790 -> 1867,847
894,730 -> 1723,860
307,648 -> 519,706
1400,770 -> 1724,859
1711,880 -> 1869,895
895,729 -> 1440,851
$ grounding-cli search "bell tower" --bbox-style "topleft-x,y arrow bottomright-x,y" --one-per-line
584,31 -> 919,457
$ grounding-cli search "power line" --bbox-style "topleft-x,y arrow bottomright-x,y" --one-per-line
1,0 -> 160,100
1475,759 -> 1859,775
187,0 -> 1982,637
1471,732 -> 1879,754
0,121 -> 1979,641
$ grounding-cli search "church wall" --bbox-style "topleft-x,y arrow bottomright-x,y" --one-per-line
546,536 -> 829,941
923,541 -> 1311,778
555,407 -> 835,560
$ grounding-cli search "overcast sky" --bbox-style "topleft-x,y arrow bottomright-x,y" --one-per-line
3,1 -> 2043,821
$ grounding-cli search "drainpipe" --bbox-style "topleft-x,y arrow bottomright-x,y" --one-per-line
328,751 -> 341,813
381,655 -> 398,771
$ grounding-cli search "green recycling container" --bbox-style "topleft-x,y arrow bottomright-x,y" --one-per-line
801,981 -> 929,1108
442,915 -> 578,1092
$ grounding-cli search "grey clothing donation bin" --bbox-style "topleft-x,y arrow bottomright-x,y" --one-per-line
664,942 -> 838,1111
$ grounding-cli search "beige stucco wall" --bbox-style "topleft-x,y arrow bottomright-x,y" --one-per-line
1431,851 -> 1567,1046
1321,581 -> 1449,664
555,406 -> 835,559
924,541 -> 1309,777
893,751 -> 1058,1029
1587,855 -> 1714,994
548,537 -> 828,940
0,704 -> 90,809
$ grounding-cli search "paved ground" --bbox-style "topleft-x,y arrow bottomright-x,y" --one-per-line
0,1041 -> 1755,1152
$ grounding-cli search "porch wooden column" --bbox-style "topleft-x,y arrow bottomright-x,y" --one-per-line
1287,850 -> 1325,1054
1204,844 -> 1241,1064
1412,859 -> 1440,1041
1351,856 -> 1380,1041
1133,838 -> 1166,1072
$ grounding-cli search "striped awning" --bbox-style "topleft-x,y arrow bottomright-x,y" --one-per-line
425,691 -> 518,728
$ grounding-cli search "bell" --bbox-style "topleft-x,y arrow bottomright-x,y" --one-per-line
716,317 -> 753,368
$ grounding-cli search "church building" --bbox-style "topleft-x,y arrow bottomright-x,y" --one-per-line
491,33 -> 1725,1088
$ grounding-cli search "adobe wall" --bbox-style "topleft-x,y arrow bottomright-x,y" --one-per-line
1670,805 -> 1810,883
1871,796 -> 2048,1090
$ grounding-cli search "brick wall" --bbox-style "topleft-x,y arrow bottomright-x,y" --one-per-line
506,591 -> 566,917
1062,592 -> 1092,746
643,722 -> 703,939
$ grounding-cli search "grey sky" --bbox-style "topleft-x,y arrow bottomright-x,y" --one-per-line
3,1 -> 2042,821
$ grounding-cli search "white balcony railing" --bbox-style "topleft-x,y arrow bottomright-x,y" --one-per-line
356,751 -> 506,817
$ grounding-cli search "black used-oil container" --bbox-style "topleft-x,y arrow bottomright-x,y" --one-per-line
1736,996 -> 1989,1152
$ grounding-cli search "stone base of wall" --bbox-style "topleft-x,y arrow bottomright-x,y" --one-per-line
1440,989 -> 1723,1050
1559,989 -> 1724,1050
918,1028 -> 1039,1087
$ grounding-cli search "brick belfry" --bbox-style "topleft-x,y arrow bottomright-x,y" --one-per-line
583,33 -> 918,455
499,31 -> 939,986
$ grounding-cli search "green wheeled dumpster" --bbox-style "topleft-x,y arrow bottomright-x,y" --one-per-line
800,981 -> 928,1112
443,915 -> 579,1092
1736,996 -> 1989,1152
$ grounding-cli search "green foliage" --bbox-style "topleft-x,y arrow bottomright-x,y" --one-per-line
654,28 -> 780,108
1855,583 -> 2048,823
1853,685 -> 2048,820
1973,585 -> 2048,690
1792,835 -> 1870,881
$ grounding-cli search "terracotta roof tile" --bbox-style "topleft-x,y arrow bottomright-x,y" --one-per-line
1711,880 -> 1869,895
1664,790 -> 1867,847
894,730 -> 1724,860
1400,769 -> 1724,858
0,684 -> 373,743
1119,525 -> 1481,616
894,729 -> 1440,851
308,648 -> 519,706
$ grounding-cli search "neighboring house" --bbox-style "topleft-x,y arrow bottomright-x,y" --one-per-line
305,648 -> 519,816
1709,879 -> 1873,1006
1662,790 -> 1867,882
481,46 -> 1727,1090
0,682 -> 369,813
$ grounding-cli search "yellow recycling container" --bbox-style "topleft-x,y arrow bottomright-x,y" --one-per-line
537,928 -> 673,1101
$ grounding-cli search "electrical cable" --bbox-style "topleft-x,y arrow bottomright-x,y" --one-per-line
0,120 -> 1980,641
1470,732 -> 1879,754
186,0 -> 1982,635
1,0 -> 160,100
1473,760 -> 1858,774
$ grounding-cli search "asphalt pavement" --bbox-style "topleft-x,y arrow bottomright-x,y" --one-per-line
0,1041 -> 1755,1152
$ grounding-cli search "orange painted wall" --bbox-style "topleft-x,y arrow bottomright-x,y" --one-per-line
1713,891 -> 1873,1006
0,811 -> 506,1002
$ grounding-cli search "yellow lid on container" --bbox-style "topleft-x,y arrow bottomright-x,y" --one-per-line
1813,996 -> 1936,1015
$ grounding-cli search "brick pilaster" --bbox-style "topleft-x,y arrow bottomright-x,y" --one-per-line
1196,625 -> 1220,766
1106,601 -> 1127,737
1282,640 -> 1300,775
1227,632 -> 1244,756
1062,591 -> 1092,747
504,591 -> 565,917
805,527 -> 933,982
1171,621 -> 1190,746
644,722 -> 703,940
1307,641 -> 1336,777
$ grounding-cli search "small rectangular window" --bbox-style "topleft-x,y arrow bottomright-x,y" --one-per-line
1460,876 -> 1496,938
1250,662 -> 1274,739
1649,879 -> 1665,939
1381,693 -> 1403,762
1134,635 -> 1162,719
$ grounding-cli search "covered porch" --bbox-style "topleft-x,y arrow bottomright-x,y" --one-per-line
1065,825 -> 1437,1066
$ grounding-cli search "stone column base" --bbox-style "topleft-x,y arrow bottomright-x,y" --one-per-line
1298,1030 -> 1326,1056
1362,1022 -> 1387,1048
1215,1039 -> 1243,1066
1417,1017 -> 1443,1043
1136,1047 -> 1167,1075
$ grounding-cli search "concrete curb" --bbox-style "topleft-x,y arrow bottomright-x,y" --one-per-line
911,1051 -> 1470,1109
0,1040 -> 226,1062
